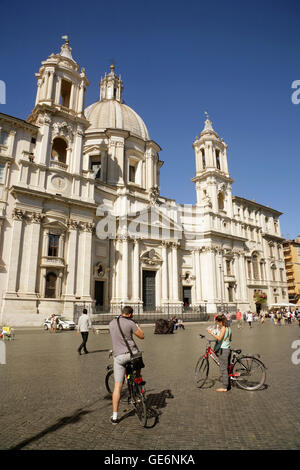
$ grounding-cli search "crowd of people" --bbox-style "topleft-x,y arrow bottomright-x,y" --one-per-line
232,307 -> 300,328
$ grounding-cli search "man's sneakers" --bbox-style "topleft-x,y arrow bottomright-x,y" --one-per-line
110,416 -> 119,425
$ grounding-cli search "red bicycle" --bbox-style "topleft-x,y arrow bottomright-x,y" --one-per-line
195,334 -> 266,391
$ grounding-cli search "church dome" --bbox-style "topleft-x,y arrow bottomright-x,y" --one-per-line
84,64 -> 150,140
85,100 -> 150,140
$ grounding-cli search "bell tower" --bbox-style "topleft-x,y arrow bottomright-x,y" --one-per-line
192,113 -> 234,217
27,37 -> 90,176
31,36 -> 89,116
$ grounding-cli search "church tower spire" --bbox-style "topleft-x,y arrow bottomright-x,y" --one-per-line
27,37 -> 90,178
192,113 -> 233,216
30,36 -> 89,117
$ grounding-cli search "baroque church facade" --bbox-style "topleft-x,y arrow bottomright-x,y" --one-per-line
0,39 -> 288,326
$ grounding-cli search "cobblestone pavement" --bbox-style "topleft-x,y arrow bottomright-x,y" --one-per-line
0,320 -> 299,451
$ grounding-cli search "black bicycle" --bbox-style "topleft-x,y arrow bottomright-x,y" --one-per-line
105,351 -> 148,427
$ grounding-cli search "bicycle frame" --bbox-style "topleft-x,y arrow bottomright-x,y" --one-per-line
202,340 -> 240,379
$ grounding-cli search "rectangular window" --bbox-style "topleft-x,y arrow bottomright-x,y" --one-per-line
247,260 -> 252,279
0,163 -> 4,183
48,234 -> 60,257
60,80 -> 72,108
260,263 -> 264,281
129,165 -> 136,183
226,260 -> 231,276
91,161 -> 101,179
0,130 -> 9,146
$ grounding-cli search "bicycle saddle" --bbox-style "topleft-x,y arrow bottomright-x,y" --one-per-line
232,349 -> 242,354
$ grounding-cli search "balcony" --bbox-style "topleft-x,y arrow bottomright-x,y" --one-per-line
50,160 -> 68,171
40,256 -> 65,268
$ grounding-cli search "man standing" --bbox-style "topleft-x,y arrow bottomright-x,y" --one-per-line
77,308 -> 92,355
236,310 -> 242,329
247,311 -> 253,328
109,306 -> 144,425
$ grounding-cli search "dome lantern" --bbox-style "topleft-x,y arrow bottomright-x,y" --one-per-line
99,64 -> 124,103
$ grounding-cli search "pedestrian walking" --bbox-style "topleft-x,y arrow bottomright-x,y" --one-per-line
226,312 -> 232,326
247,311 -> 253,328
236,310 -> 243,329
50,314 -> 57,333
207,314 -> 232,392
109,305 -> 145,424
260,311 -> 265,325
77,308 -> 92,355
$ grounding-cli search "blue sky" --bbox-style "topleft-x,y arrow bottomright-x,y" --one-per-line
1,0 -> 299,239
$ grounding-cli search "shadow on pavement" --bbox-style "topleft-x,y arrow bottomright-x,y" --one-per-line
10,407 -> 96,450
117,389 -> 174,429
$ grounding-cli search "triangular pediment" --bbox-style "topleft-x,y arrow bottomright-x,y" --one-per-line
83,144 -> 104,155
43,218 -> 68,231
126,204 -> 183,240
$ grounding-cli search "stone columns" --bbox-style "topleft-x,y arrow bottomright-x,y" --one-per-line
75,223 -> 85,296
171,241 -> 179,302
133,238 -> 140,301
194,249 -> 202,303
38,113 -> 51,166
238,254 -> 248,300
77,83 -> 85,114
47,70 -> 55,101
65,220 -> 78,298
161,241 -> 169,302
25,213 -> 43,294
7,209 -> 25,292
121,236 -> 129,302
82,223 -> 94,299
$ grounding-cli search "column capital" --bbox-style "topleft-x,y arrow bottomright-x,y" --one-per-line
12,208 -> 26,221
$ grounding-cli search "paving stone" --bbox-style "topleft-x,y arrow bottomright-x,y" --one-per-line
0,321 -> 299,450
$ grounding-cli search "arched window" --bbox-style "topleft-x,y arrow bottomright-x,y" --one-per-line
45,272 -> 57,298
60,79 -> 72,108
201,148 -> 206,169
218,192 -> 225,211
216,149 -> 221,170
51,137 -> 67,163
271,264 -> 276,282
252,254 -> 259,280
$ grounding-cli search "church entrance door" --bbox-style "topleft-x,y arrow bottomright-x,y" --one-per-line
142,270 -> 156,311
95,281 -> 104,312
183,286 -> 192,309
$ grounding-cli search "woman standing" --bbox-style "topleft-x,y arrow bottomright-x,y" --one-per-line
207,314 -> 232,392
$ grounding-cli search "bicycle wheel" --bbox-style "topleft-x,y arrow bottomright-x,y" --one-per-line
131,382 -> 147,427
105,369 -> 127,398
194,357 -> 209,388
105,369 -> 114,394
232,356 -> 266,391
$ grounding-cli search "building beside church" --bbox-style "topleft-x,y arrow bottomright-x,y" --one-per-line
0,39 -> 288,326
283,236 -> 300,304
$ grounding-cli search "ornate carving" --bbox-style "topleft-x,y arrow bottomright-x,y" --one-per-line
148,185 -> 160,206
67,219 -> 79,230
52,121 -> 74,142
51,175 -> 66,190
12,208 -> 26,221
140,249 -> 162,266
30,212 -> 45,224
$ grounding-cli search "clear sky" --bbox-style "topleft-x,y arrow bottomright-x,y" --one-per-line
1,0 -> 299,239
